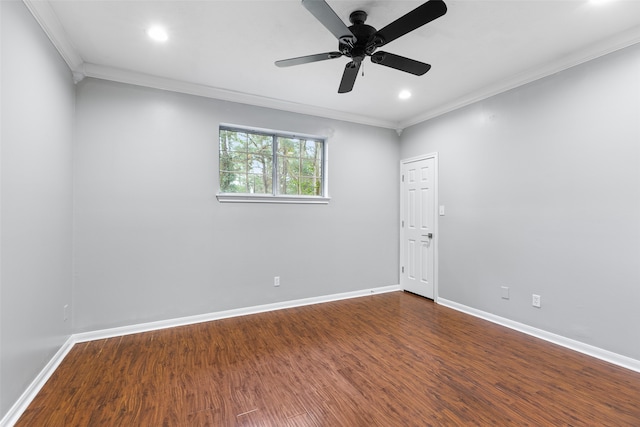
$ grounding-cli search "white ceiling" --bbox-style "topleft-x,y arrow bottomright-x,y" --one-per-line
26,0 -> 640,129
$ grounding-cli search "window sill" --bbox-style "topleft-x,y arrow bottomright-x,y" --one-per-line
216,194 -> 330,204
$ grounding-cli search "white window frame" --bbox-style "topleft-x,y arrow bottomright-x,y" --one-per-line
216,124 -> 330,204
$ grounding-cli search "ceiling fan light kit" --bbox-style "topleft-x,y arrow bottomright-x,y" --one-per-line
275,0 -> 447,93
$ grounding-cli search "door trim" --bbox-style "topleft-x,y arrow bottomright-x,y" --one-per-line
400,152 -> 439,301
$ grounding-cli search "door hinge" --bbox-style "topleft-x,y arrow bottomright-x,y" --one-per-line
402,266 -> 405,273
402,175 -> 405,182
401,220 -> 404,227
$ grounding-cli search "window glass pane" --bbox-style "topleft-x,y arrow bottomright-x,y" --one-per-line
219,152 -> 234,173
276,137 -> 324,196
278,137 -> 301,157
220,128 -> 324,197
248,154 -> 270,174
219,172 -> 235,193
220,130 -> 248,152
248,173 -> 270,194
220,152 -> 247,175
301,140 -> 321,159
301,158 -> 321,177
278,172 -> 299,195
278,157 -> 300,175
220,172 -> 247,193
220,129 -> 272,194
299,177 -> 322,196
247,133 -> 272,154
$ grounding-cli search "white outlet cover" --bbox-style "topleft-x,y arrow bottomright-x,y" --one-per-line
532,294 -> 541,307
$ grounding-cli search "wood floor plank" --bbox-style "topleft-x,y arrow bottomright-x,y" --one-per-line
16,292 -> 640,426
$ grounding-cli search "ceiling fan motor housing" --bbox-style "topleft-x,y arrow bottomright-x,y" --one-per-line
339,11 -> 381,63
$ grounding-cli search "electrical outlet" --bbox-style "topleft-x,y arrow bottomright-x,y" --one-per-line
532,294 -> 541,308
501,286 -> 510,300
274,276 -> 280,287
63,304 -> 69,321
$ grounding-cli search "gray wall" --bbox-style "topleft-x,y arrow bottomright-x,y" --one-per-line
4,0 -> 640,419
1,0 -> 74,418
401,43 -> 640,360
73,79 -> 400,332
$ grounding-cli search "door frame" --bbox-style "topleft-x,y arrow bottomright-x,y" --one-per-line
400,152 -> 439,301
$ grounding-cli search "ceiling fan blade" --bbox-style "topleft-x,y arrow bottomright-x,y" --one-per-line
302,0 -> 355,40
374,0 -> 447,47
338,61 -> 361,93
370,52 -> 431,76
275,52 -> 343,67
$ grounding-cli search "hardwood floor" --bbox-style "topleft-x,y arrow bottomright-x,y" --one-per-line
17,291 -> 640,426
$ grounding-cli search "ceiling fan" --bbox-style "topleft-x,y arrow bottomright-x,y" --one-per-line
275,0 -> 448,93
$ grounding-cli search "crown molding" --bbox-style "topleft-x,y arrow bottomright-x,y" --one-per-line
81,63 -> 399,129
23,0 -> 640,132
22,0 -> 398,129
22,0 -> 83,71
400,26 -> 640,129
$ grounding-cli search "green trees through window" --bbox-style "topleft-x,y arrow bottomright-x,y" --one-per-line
219,129 -> 273,194
219,127 -> 324,197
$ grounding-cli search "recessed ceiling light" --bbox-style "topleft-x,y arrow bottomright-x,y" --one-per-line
147,26 -> 169,42
398,90 -> 412,100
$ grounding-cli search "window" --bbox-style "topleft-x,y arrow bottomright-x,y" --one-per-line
218,126 -> 328,203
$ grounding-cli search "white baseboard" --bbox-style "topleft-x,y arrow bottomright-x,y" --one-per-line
1,284 -> 400,427
1,337 -> 75,427
13,287 -> 636,427
437,297 -> 640,374
74,285 -> 401,343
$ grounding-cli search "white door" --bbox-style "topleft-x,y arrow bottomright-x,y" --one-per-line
401,155 -> 437,299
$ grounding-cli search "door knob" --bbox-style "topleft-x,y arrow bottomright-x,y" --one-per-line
422,233 -> 433,239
